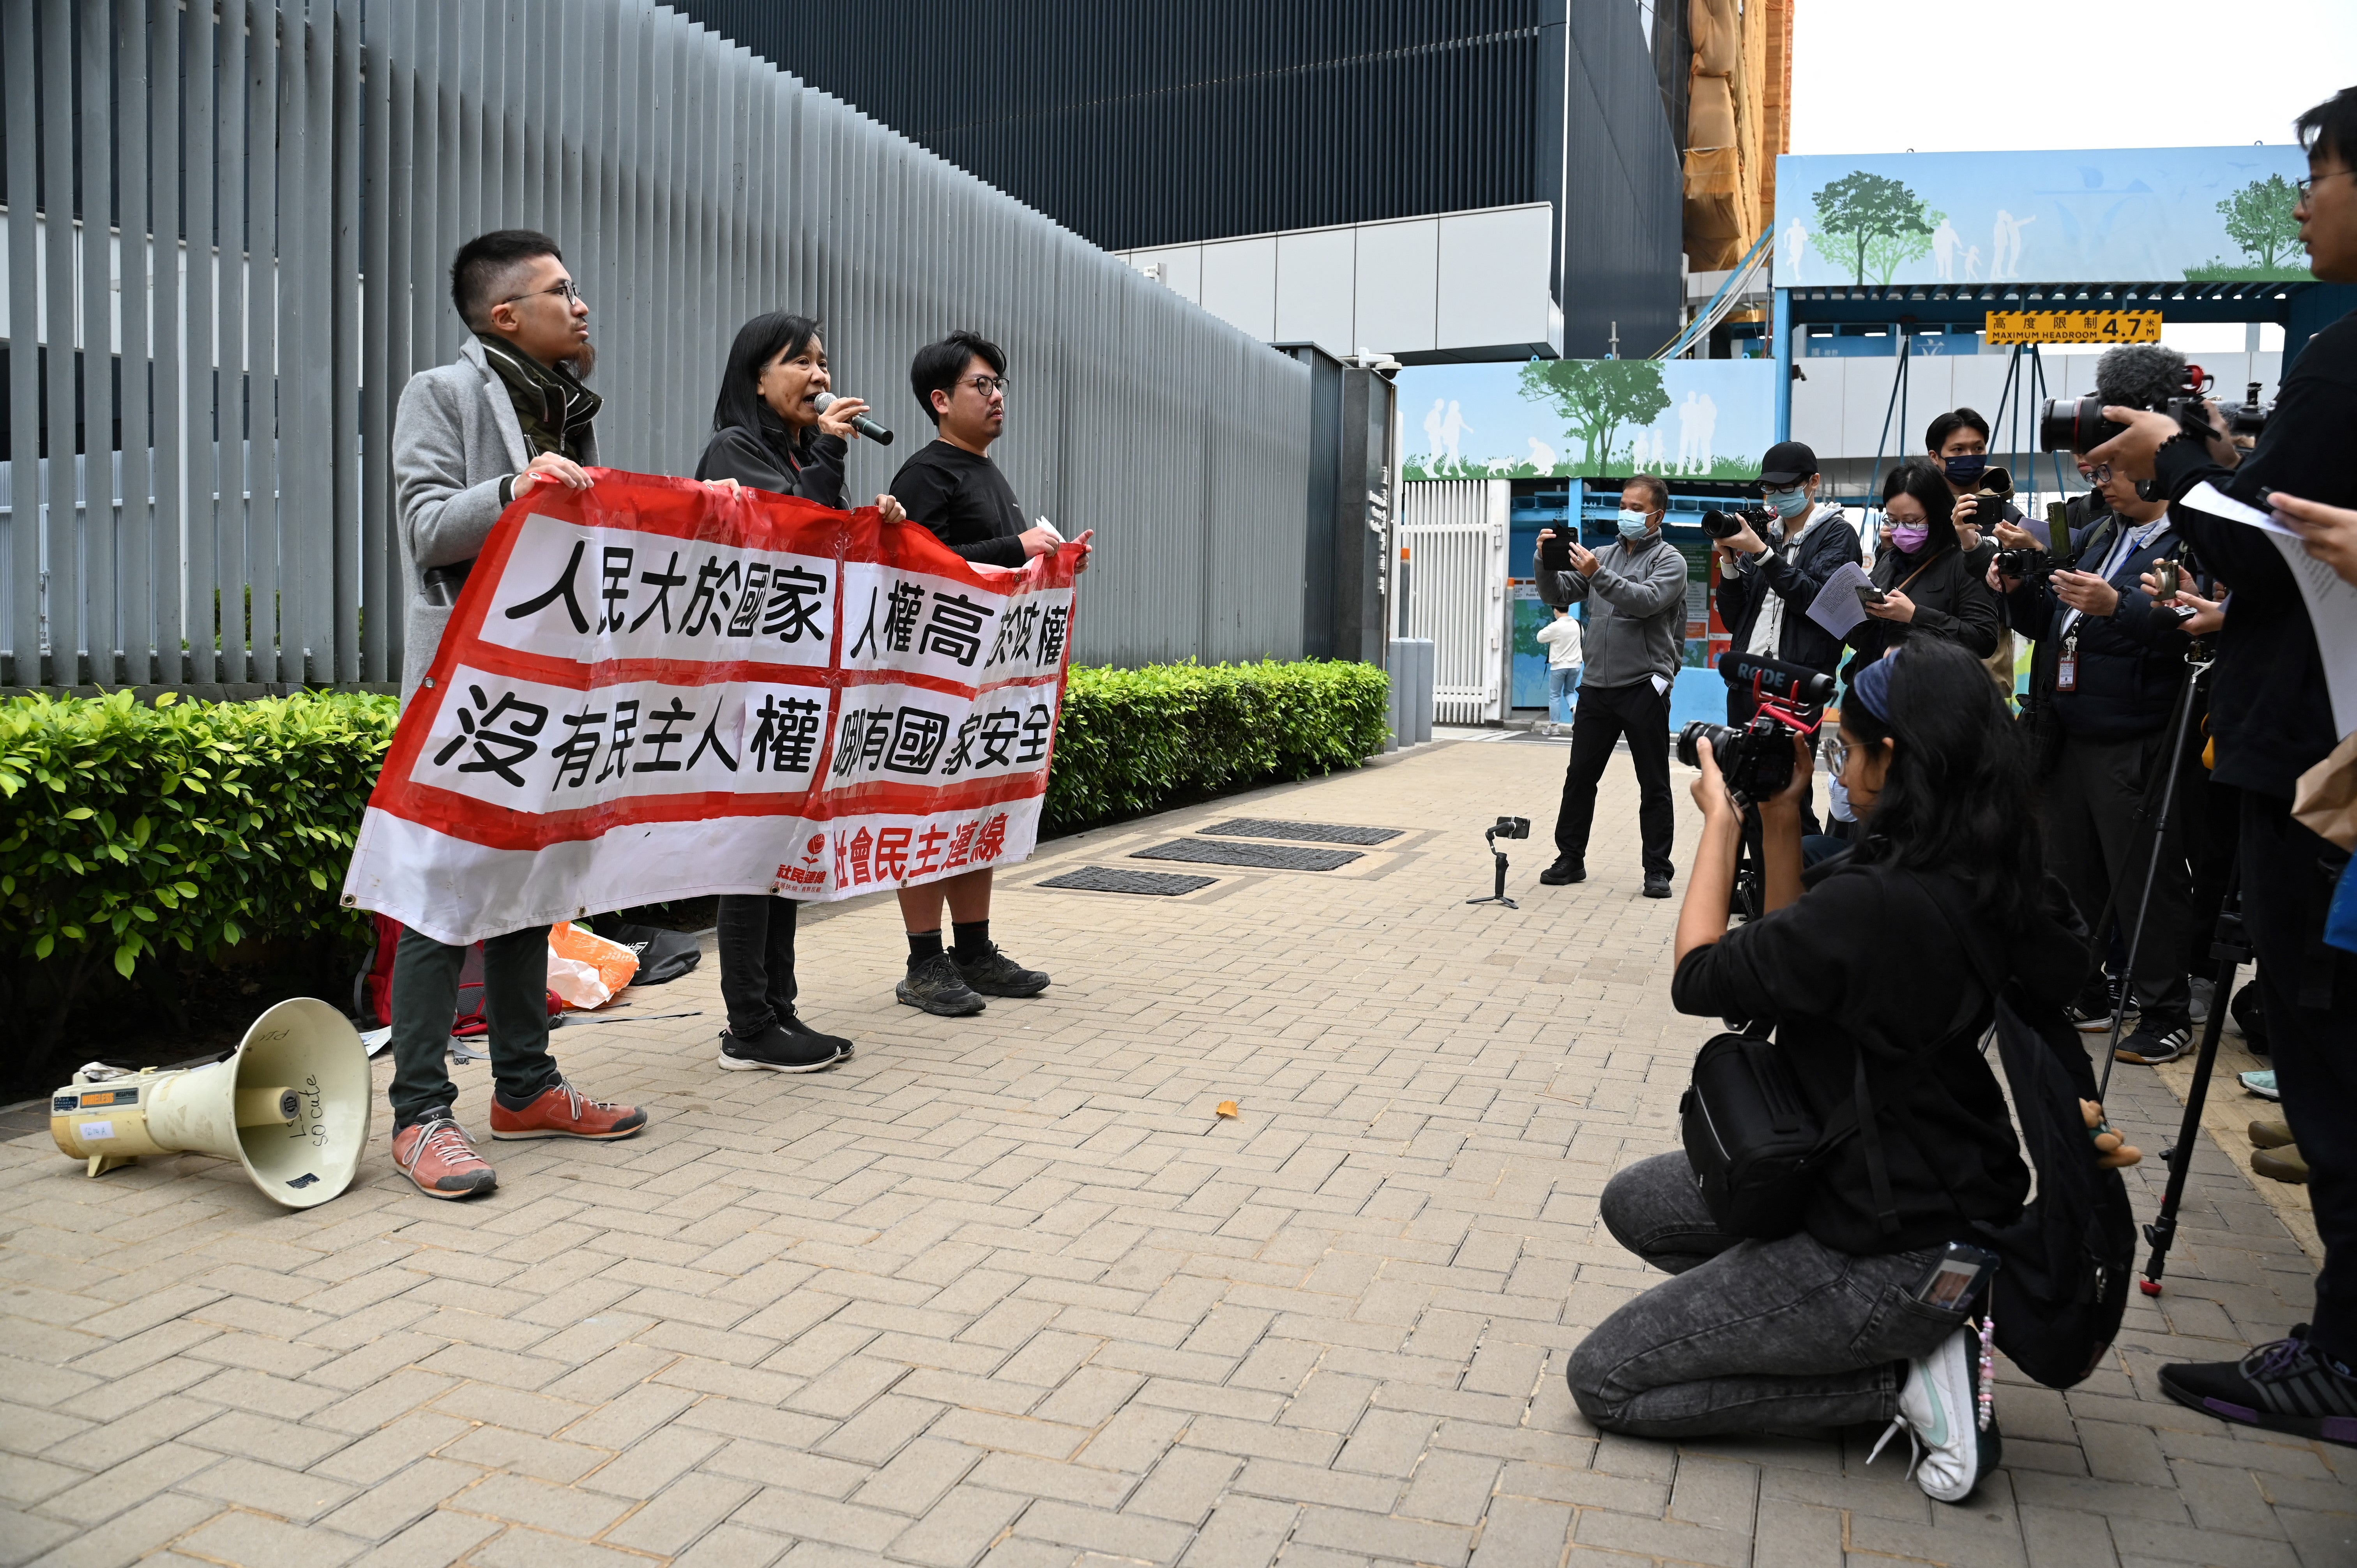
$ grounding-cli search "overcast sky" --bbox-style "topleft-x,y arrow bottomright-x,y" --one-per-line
1790,2 -> 2357,157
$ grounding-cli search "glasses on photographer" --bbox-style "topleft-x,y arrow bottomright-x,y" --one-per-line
2296,168 -> 2354,200
960,374 -> 1011,397
1820,732 -> 1848,777
1761,482 -> 1805,498
503,278 -> 584,308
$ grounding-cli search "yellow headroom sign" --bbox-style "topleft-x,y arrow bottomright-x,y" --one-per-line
1984,309 -> 2163,346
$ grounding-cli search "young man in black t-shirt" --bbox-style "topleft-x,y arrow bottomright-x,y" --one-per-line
886,331 -> 1094,1015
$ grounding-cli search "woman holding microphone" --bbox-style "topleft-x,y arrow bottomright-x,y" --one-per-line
694,313 -> 905,1073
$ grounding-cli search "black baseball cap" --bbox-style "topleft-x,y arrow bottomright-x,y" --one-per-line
1758,440 -> 1819,487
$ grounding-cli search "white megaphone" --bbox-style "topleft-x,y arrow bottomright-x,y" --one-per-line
48,998 -> 373,1209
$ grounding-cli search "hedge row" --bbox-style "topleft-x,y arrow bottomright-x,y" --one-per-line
1044,660 -> 1390,830
2,660 -> 1388,982
0,689 -> 400,983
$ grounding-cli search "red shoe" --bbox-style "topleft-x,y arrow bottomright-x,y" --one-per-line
488,1080 -> 648,1141
392,1115 -> 498,1199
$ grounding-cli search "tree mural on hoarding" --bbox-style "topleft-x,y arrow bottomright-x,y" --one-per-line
1811,172 -> 1933,286
1516,359 -> 1671,473
2186,174 -> 2305,279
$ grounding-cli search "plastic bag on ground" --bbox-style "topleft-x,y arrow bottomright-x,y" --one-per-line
548,922 -> 640,1009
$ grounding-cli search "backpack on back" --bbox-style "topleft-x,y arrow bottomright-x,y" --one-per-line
1971,993 -> 2135,1388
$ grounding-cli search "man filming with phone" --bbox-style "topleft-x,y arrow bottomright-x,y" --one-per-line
1534,475 -> 1690,898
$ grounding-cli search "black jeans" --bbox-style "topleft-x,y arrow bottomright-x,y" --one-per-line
1569,1153 -> 1972,1437
2240,793 -> 2357,1359
715,893 -> 799,1039
1555,679 -> 1675,877
388,925 -> 560,1129
2043,729 -> 2194,1021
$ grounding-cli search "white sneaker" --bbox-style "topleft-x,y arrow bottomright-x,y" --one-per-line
1868,1325 -> 2000,1503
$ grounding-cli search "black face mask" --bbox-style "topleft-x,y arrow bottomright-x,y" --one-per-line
1942,453 -> 1988,484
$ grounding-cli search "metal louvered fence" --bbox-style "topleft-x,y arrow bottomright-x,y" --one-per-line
0,0 -> 1313,692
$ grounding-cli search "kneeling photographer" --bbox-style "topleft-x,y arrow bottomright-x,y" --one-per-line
1568,641 -> 2088,1503
1992,458 -> 2197,1066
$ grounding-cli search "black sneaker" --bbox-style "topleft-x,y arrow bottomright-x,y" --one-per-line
2114,1017 -> 2192,1067
1642,874 -> 1673,899
1538,858 -> 1586,886
896,952 -> 987,1016
955,942 -> 1050,998
718,1022 -> 846,1073
2066,983 -> 2131,1035
780,1011 -> 854,1060
2160,1326 -> 2357,1446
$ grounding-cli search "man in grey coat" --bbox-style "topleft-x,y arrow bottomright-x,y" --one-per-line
1532,474 -> 1691,897
381,230 -> 646,1201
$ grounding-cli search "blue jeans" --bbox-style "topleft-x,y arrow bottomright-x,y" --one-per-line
1546,666 -> 1581,724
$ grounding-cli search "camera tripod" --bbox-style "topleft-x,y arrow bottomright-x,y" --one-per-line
1466,817 -> 1530,910
2088,642 -> 2212,1104
2136,858 -> 2249,1296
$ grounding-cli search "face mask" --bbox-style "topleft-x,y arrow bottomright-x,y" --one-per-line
1616,509 -> 1653,542
1942,454 -> 1987,484
1891,523 -> 1932,554
1766,487 -> 1813,521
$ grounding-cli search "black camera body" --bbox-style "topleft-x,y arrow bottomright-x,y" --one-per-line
2038,366 -> 2272,455
1994,544 -> 2054,586
1701,505 -> 1776,542
1491,815 -> 1530,840
1678,654 -> 1835,806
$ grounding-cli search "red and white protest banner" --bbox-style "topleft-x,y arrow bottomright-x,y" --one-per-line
341,471 -> 1080,946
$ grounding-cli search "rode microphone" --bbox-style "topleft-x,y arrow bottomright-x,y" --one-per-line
1717,651 -> 1835,708
813,391 -> 894,447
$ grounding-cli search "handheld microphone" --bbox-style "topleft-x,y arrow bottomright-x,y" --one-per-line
813,391 -> 894,447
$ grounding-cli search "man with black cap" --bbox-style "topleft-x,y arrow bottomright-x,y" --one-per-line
1711,441 -> 1861,834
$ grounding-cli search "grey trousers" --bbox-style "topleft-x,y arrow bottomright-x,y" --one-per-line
1567,1153 -> 1974,1437
387,925 -> 562,1130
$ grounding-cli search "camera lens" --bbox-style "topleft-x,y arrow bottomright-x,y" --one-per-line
1676,721 -> 1732,771
1700,510 -> 1740,541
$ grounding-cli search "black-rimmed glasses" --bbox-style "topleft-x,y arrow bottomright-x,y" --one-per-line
960,374 -> 1011,397
504,279 -> 585,308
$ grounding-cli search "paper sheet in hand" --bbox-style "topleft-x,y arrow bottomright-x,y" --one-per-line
2177,481 -> 2357,738
2263,533 -> 2357,740
2181,480 -> 2299,538
1806,562 -> 1877,642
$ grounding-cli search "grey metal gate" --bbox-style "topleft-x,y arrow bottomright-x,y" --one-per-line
0,0 -> 1312,690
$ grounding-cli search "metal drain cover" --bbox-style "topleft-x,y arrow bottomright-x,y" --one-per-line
1200,818 -> 1402,845
1036,866 -> 1218,897
1132,839 -> 1363,871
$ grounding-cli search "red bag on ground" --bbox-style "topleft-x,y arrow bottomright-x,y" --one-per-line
355,914 -> 565,1035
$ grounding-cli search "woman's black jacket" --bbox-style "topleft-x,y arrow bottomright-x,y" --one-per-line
1671,853 -> 2088,1256
1840,512 -> 2002,685
694,410 -> 848,507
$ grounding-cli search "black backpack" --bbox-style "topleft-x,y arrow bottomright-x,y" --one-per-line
1924,883 -> 2134,1388
1968,992 -> 2136,1388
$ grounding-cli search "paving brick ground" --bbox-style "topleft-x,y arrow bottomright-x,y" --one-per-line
4,734 -> 2350,1568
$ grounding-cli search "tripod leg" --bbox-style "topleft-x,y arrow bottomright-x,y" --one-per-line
2097,662 -> 2207,1103
2140,868 -> 2249,1296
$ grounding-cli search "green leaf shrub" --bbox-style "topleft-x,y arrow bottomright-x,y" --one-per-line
0,661 -> 1387,986
0,690 -> 399,983
1044,660 -> 1390,831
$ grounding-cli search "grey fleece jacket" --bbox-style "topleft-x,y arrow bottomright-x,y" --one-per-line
390,338 -> 599,704
1534,531 -> 1689,690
